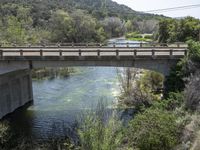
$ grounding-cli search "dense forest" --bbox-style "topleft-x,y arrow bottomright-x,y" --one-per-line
0,0 -> 164,44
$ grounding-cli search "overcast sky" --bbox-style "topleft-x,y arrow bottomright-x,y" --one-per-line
113,0 -> 200,19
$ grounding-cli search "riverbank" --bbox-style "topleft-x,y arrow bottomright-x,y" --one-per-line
125,32 -> 153,42
31,67 -> 89,80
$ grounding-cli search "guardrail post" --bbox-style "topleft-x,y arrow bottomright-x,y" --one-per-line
99,44 -> 102,48
116,49 -> 119,56
152,49 -> 155,58
20,49 -> 23,56
79,49 -> 81,56
140,43 -> 143,48
184,49 -> 188,56
170,49 -> 173,56
40,49 -> 43,56
134,49 -> 137,57
86,43 -> 88,47
113,42 -> 116,48
177,43 -> 180,48
126,42 -> 129,48
0,50 -> 3,59
97,49 -> 100,57
72,42 -> 74,47
59,49 -> 62,56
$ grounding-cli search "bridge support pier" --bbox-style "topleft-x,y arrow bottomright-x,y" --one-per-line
0,69 -> 33,119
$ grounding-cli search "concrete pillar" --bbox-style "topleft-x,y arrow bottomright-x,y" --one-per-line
0,69 -> 33,119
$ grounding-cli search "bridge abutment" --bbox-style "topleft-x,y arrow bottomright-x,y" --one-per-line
0,69 -> 33,119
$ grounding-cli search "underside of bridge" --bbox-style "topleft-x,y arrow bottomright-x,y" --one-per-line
0,56 -> 179,75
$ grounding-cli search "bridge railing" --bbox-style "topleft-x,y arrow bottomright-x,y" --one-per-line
0,48 -> 188,58
0,42 -> 187,48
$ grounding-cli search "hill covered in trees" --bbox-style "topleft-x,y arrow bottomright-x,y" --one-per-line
0,0 -> 164,44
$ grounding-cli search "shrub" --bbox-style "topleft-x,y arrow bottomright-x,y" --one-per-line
128,108 -> 179,150
0,121 -> 11,149
118,70 -> 164,110
144,34 -> 153,39
165,92 -> 184,110
164,60 -> 186,94
152,92 -> 184,111
187,40 -> 200,63
125,32 -> 142,39
138,71 -> 164,94
184,72 -> 200,112
78,100 -> 123,150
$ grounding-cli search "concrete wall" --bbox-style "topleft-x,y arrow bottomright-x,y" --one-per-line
0,69 -> 33,119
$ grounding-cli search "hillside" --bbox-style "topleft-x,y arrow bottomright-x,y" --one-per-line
0,0 -> 164,44
0,0 -> 163,25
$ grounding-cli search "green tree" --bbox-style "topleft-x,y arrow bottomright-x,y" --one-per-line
177,17 -> 200,42
187,40 -> 200,63
71,9 -> 100,43
101,17 -> 125,38
158,19 -> 176,43
158,17 -> 200,43
50,10 -> 74,42
125,20 -> 133,33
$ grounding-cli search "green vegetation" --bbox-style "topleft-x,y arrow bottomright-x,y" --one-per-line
0,0 -> 200,150
32,68 -> 76,80
117,38 -> 200,149
157,17 -> 200,43
128,108 -> 179,150
78,101 -> 123,150
0,0 -> 164,45
0,121 -> 10,148
125,32 -> 153,42
117,69 -> 164,109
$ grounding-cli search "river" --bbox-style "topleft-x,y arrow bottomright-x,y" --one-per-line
5,38 -> 139,141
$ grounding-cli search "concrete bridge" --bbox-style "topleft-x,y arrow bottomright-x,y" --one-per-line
0,43 -> 187,119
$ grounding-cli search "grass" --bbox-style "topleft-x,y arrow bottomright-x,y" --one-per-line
125,32 -> 153,42
127,37 -> 153,42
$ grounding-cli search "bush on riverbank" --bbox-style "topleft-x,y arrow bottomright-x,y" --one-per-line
78,101 -> 123,150
128,108 -> 180,150
0,121 -> 11,148
117,40 -> 200,149
117,68 -> 164,110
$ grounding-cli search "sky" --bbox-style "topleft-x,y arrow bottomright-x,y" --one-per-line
113,0 -> 200,19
